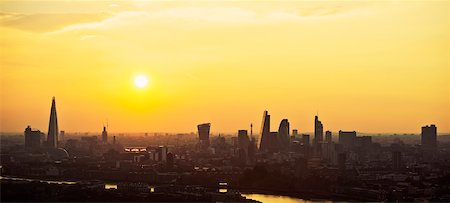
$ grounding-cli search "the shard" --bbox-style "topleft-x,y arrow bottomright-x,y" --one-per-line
47,97 -> 59,148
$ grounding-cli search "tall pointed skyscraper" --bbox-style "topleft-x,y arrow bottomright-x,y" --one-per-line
47,97 -> 59,148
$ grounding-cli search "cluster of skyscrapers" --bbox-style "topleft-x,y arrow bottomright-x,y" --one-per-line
258,111 -> 290,153
195,110 -> 439,167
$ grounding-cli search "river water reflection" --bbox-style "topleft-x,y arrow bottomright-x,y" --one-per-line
0,176 -> 76,184
243,193 -> 328,203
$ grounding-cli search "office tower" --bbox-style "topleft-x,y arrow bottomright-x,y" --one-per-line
102,126 -> 108,143
259,110 -> 271,152
238,130 -> 250,150
248,124 -> 257,163
250,123 -> 253,138
325,131 -> 332,143
198,123 -> 211,149
392,151 -> 402,170
421,125 -> 437,150
302,134 -> 310,146
293,129 -> 298,136
24,126 -> 42,150
157,146 -> 168,162
166,152 -> 174,169
47,97 -> 59,148
339,130 -> 356,150
314,115 -> 323,146
278,119 -> 290,150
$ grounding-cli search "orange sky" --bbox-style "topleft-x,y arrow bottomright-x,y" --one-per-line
1,1 -> 449,134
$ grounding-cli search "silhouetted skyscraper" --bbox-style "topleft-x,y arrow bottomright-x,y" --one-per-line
47,97 -> 58,148
339,130 -> 356,150
238,130 -> 250,150
198,123 -> 211,149
259,110 -> 271,152
325,131 -> 332,143
102,126 -> 108,143
25,126 -> 42,150
314,115 -> 323,146
278,119 -> 290,150
421,125 -> 437,150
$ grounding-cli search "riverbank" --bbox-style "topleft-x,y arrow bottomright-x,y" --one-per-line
0,175 -> 354,202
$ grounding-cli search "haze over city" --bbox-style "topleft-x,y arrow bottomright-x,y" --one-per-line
1,0 -> 449,133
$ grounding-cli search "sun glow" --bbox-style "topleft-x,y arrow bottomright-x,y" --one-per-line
134,75 -> 149,88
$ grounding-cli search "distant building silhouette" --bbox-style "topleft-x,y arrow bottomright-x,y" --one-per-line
238,130 -> 250,150
157,146 -> 168,162
237,130 -> 250,164
166,152 -> 174,169
47,97 -> 59,148
102,126 -> 108,143
259,110 -> 271,152
292,129 -> 298,136
197,123 -> 211,149
325,131 -> 332,143
278,119 -> 290,150
302,134 -> 310,146
24,126 -> 42,150
339,130 -> 356,150
314,115 -> 323,146
421,124 -> 437,150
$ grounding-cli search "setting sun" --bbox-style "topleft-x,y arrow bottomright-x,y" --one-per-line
134,75 -> 149,89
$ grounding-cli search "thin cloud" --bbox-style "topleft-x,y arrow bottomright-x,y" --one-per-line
46,5 -> 368,36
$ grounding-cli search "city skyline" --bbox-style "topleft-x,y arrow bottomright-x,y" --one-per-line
3,97 -> 446,136
1,1 -> 449,133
